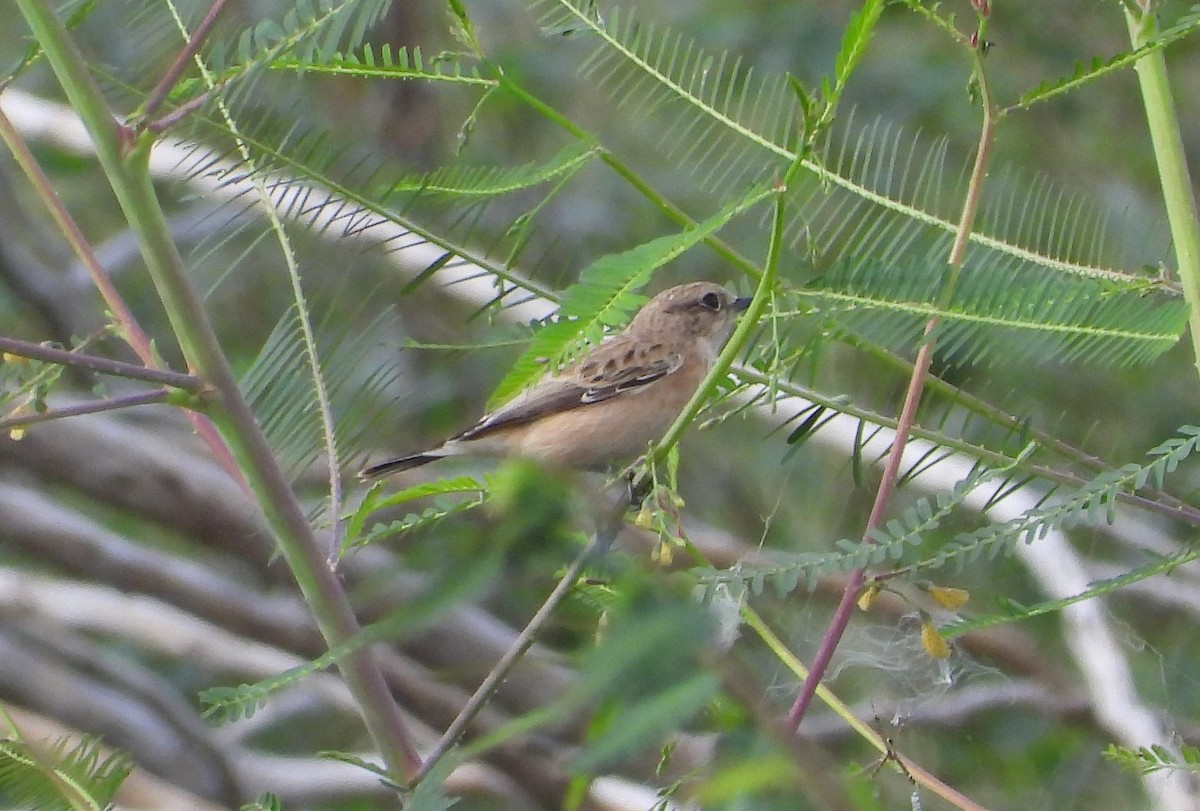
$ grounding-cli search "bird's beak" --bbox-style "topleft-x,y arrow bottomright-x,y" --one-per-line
731,296 -> 753,312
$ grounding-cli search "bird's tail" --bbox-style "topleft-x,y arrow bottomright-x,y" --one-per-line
358,452 -> 442,479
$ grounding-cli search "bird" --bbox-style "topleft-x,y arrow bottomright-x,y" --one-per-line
359,281 -> 752,479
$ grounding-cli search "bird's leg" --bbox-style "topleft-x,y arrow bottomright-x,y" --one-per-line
626,461 -> 654,509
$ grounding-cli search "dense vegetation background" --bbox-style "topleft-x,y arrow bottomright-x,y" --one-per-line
3,0 -> 1200,809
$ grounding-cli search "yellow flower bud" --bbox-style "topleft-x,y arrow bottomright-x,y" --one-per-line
6,403 -> 33,440
652,539 -> 674,566
927,586 -> 969,611
920,618 -> 951,660
857,584 -> 881,611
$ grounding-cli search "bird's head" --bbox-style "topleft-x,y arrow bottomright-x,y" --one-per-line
630,282 -> 752,348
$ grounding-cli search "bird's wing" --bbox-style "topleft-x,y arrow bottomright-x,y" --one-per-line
456,378 -> 591,441
578,353 -> 682,403
456,337 -> 683,441
575,333 -> 684,403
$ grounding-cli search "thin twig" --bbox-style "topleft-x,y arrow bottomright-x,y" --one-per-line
0,334 -> 174,385
139,0 -> 230,127
0,335 -> 203,391
146,85 -> 222,135
0,101 -> 242,481
0,105 -> 154,355
0,389 -> 174,431
414,497 -> 626,784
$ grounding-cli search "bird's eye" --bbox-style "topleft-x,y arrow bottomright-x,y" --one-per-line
700,292 -> 722,310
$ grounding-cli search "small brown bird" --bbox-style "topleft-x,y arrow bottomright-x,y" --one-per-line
360,282 -> 751,478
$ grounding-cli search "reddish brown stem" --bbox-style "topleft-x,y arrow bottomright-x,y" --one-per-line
0,102 -> 242,483
786,39 -> 998,732
146,85 -> 221,134
140,0 -> 230,127
786,323 -> 941,730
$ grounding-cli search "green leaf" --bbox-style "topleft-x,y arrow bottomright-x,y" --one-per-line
379,141 -> 598,201
693,424 -> 1200,601
240,306 -> 402,482
407,756 -> 461,811
922,427 -> 1200,575
344,475 -> 485,544
1016,7 -> 1200,110
948,539 -> 1200,637
799,245 -> 1187,367
1104,742 -> 1200,776
0,736 -> 131,811
831,0 -> 884,99
268,44 -> 496,86
532,0 -> 1156,288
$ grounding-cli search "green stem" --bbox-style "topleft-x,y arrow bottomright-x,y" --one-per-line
643,169 -> 801,475
1124,4 -> 1200,381
168,9 -> 346,563
641,188 -> 783,469
13,0 -> 420,780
